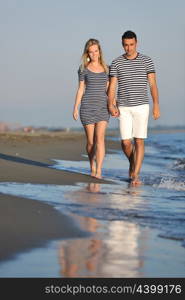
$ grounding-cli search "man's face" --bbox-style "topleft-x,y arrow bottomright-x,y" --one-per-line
122,38 -> 137,57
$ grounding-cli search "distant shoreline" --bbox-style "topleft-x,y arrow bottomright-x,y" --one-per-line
0,127 -> 184,139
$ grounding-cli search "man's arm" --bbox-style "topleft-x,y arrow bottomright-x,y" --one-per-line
108,77 -> 119,117
148,72 -> 160,120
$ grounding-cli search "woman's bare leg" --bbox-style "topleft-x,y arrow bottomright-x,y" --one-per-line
84,124 -> 96,176
94,121 -> 108,179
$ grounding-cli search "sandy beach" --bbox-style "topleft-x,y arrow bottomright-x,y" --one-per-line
0,131 -> 112,185
0,130 -> 184,278
0,131 -> 114,263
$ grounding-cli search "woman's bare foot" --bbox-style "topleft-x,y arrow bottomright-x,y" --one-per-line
87,183 -> 100,192
91,169 -> 96,177
95,172 -> 102,179
90,161 -> 96,177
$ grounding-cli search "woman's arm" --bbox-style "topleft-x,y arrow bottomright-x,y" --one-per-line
73,81 -> 85,120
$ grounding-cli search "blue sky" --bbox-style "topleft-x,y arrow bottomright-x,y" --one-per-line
0,0 -> 184,128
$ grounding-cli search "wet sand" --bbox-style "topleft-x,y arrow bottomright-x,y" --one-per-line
1,130 -> 184,277
0,194 -> 89,262
0,131 -> 114,185
0,131 -> 116,263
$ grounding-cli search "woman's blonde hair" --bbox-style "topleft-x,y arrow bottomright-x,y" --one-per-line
80,38 -> 108,73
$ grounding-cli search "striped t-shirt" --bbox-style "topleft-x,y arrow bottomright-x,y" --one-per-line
109,53 -> 155,106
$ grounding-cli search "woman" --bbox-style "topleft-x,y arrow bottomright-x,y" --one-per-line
73,39 -> 109,179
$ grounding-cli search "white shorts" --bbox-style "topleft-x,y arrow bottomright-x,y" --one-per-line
118,104 -> 149,140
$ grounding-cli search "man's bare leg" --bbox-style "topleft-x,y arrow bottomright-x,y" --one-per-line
121,139 -> 136,179
131,138 -> 145,186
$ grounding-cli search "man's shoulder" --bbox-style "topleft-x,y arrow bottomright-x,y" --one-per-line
139,53 -> 153,62
111,55 -> 123,64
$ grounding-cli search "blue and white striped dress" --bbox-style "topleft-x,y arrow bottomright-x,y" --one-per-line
78,67 -> 110,125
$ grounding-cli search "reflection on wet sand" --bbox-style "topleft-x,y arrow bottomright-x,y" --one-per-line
58,183 -> 147,277
59,215 -> 102,277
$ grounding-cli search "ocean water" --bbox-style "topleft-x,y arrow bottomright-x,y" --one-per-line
0,130 -> 184,277
50,130 -> 185,245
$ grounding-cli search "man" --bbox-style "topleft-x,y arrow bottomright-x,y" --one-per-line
108,30 -> 160,186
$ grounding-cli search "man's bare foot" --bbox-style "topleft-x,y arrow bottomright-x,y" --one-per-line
129,165 -> 134,179
129,164 -> 135,180
131,175 -> 142,186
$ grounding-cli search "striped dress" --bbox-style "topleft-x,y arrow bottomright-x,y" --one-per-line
78,67 -> 110,125
109,53 -> 155,107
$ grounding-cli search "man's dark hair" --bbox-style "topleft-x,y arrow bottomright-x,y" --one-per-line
122,30 -> 137,42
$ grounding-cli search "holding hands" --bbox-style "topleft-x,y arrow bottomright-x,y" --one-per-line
108,104 -> 120,117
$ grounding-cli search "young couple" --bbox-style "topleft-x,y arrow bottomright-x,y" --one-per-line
73,31 -> 160,185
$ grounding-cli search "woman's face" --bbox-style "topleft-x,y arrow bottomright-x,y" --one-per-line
88,44 -> 100,62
